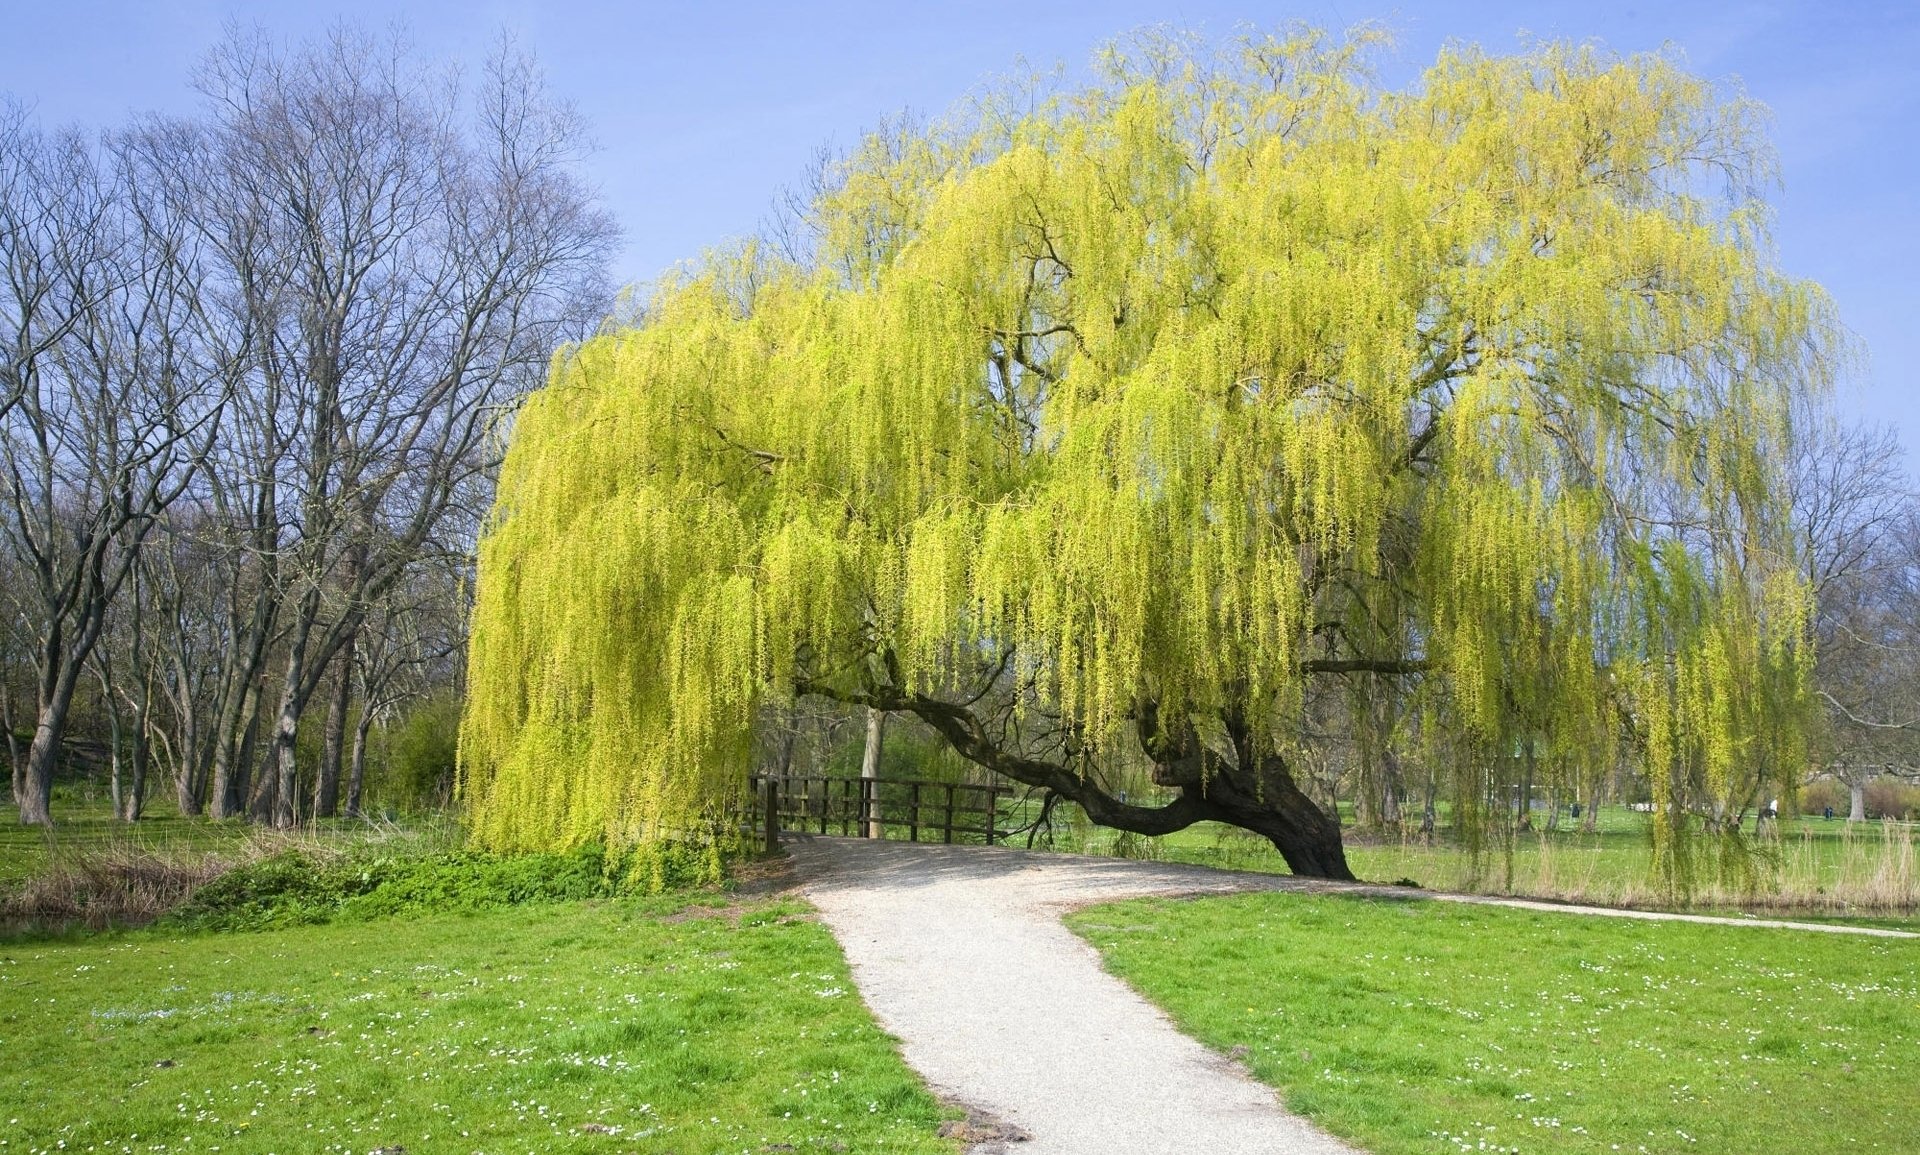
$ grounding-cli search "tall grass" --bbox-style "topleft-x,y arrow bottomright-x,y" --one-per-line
0,813 -> 461,933
1024,801 -> 1919,917
1352,818 -> 1919,915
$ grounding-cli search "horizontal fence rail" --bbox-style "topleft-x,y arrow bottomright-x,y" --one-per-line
746,773 -> 1007,851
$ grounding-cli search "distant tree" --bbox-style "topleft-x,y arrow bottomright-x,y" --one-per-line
461,29 -> 1838,882
111,25 -> 615,827
1794,416 -> 1920,817
0,112 -> 224,826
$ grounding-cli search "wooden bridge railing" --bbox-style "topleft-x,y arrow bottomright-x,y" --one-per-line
746,773 -> 1007,852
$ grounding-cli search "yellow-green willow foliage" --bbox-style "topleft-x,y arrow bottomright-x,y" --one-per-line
461,28 -> 1836,880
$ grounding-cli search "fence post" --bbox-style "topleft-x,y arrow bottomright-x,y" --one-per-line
944,783 -> 956,843
763,776 -> 779,855
909,782 -> 921,842
985,786 -> 998,845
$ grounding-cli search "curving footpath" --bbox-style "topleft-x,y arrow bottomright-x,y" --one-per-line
789,836 -> 1913,1155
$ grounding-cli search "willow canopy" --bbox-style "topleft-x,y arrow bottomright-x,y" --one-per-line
460,29 -> 1836,881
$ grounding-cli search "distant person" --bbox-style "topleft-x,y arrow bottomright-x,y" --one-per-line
1824,805 -> 1834,820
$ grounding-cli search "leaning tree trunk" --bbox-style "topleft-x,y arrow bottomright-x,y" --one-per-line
209,673 -> 261,819
227,684 -> 265,819
19,634 -> 90,826
802,675 -> 1357,880
18,706 -> 68,827
344,700 -> 377,818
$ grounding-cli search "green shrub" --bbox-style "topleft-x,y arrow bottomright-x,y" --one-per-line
379,694 -> 462,810
160,843 -> 627,933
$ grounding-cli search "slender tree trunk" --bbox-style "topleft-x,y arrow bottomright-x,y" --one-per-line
268,604 -> 321,829
103,687 -> 124,820
123,674 -> 152,822
227,680 -> 264,818
207,559 -> 279,819
860,707 -> 887,837
1380,746 -> 1403,827
1420,764 -> 1438,840
208,672 -> 256,820
171,656 -> 204,816
3,682 -> 25,805
344,700 -> 376,818
313,635 -> 353,819
1518,737 -> 1536,832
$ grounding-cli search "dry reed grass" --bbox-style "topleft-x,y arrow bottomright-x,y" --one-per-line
0,818 -> 452,933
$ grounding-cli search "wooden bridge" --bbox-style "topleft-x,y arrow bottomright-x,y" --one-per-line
747,773 -> 1010,852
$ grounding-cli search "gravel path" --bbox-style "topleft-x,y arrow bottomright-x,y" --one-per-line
789,835 -> 1915,1155
790,837 -> 1369,1155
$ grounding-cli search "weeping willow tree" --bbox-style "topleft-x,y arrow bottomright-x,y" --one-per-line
461,28 -> 1838,885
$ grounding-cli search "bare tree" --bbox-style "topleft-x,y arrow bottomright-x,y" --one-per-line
0,115 -> 224,825
1792,413 -> 1920,818
183,27 -> 614,827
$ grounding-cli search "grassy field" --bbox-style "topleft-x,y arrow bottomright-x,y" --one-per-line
0,894 -> 954,1155
1068,891 -> 1919,1155
1015,801 -> 1919,920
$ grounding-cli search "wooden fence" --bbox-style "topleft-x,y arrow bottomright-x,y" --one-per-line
746,773 -> 1007,852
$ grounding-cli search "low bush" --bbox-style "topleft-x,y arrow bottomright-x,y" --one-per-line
158,836 -> 735,932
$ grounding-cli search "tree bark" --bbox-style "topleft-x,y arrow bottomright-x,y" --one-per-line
1849,778 -> 1867,822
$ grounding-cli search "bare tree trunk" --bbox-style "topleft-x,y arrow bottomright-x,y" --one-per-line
1420,763 -> 1437,840
268,596 -> 323,829
227,680 -> 264,819
1518,737 -> 1536,832
345,699 -> 376,818
1380,746 -> 1403,827
20,618 -> 94,826
2,682 -> 23,805
18,707 -> 67,826
100,668 -> 124,819
124,697 -> 150,822
860,707 -> 887,837
312,633 -> 353,819
208,671 -> 257,820
170,651 -> 205,816
1849,778 -> 1867,821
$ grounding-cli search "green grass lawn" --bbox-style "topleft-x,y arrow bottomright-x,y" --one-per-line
0,895 -> 954,1155
1068,892 -> 1919,1155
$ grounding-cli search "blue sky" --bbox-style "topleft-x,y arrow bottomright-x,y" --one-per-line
5,2 -> 1914,464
